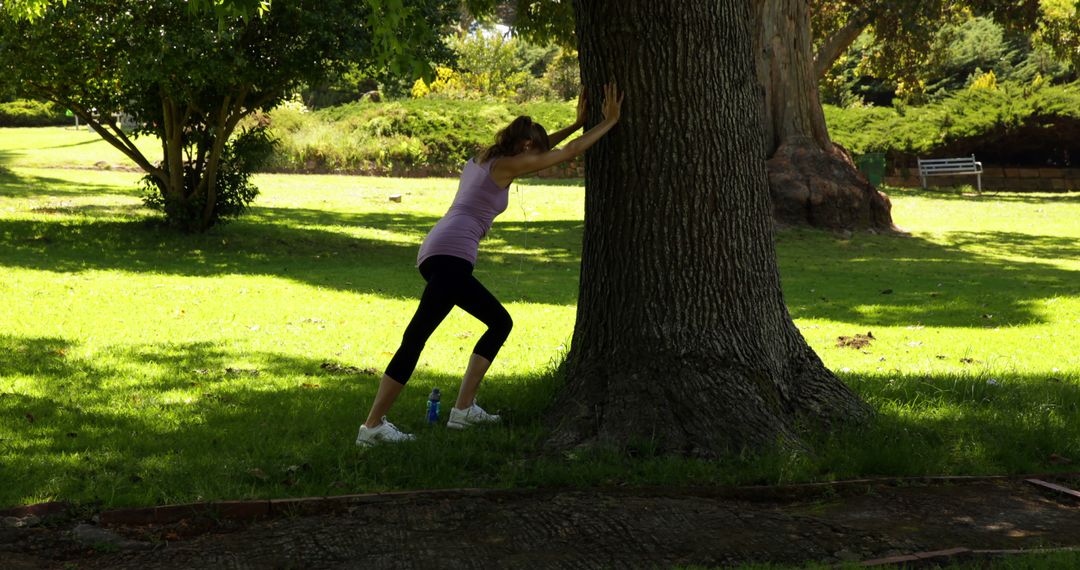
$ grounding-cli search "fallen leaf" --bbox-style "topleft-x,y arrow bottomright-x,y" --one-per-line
936,355 -> 947,360
960,357 -> 979,364
320,361 -> 363,375
247,468 -> 269,481
837,332 -> 875,349
880,289 -> 893,295
301,383 -> 320,389
25,413 -> 35,423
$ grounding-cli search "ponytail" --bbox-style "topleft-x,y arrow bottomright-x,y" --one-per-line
479,116 -> 551,163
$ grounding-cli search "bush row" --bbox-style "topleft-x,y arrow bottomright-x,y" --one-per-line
0,99 -> 69,127
262,98 -> 576,176
827,82 -> 1080,167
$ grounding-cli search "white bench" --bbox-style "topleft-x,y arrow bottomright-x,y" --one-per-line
918,155 -> 983,192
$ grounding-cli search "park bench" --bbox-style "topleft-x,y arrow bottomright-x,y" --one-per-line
917,155 -> 983,192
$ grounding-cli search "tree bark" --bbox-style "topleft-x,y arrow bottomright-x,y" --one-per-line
549,0 -> 871,456
755,0 -> 894,231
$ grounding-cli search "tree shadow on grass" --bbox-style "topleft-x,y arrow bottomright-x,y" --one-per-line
0,203 -> 584,306
0,333 -> 561,508
4,332 -> 1078,508
779,229 -> 1079,328
809,370 -> 1080,479
0,163 -> 140,199
0,167 -> 1075,320
885,187 -> 1080,204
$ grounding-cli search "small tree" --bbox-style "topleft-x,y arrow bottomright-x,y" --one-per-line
0,0 -> 453,230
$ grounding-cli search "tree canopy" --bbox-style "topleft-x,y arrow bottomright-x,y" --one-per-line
813,0 -> 1078,97
0,0 -> 455,229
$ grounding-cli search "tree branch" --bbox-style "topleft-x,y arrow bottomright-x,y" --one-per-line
56,95 -> 162,179
814,11 -> 872,79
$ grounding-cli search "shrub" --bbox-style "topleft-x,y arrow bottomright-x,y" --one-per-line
263,98 -> 576,176
826,81 -> 1080,167
141,127 -> 274,230
0,99 -> 68,127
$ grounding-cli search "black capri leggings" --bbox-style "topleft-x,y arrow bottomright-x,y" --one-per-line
384,255 -> 513,385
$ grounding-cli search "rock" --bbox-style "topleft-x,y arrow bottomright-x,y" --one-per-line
833,549 -> 861,562
72,523 -> 153,551
1,514 -> 41,528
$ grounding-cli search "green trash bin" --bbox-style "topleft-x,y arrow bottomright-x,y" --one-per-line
855,152 -> 886,187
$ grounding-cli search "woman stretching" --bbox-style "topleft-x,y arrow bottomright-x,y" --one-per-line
357,83 -> 624,446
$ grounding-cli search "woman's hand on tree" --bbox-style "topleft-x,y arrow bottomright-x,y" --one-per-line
602,82 -> 624,124
575,89 -> 587,127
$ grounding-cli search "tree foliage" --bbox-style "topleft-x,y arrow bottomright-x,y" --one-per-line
411,27 -> 559,101
0,0 -> 454,230
813,0 -> 1079,99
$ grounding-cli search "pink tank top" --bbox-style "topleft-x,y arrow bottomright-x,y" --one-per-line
417,158 -> 509,266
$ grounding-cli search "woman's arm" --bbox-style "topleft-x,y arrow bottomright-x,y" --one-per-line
491,83 -> 624,187
545,92 -> 587,148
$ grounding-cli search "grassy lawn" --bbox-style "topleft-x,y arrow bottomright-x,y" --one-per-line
725,549 -> 1080,569
1,127 -> 1078,509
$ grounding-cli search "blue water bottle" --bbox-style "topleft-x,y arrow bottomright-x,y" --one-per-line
426,388 -> 441,425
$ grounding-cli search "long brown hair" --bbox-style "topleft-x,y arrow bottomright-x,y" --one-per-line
478,116 -> 550,163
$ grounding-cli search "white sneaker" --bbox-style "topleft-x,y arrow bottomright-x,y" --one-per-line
355,417 -> 415,447
447,401 -> 501,430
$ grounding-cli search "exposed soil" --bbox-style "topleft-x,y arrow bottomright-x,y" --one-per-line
4,477 -> 1080,569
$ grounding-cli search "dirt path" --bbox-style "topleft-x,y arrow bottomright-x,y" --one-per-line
5,478 -> 1080,569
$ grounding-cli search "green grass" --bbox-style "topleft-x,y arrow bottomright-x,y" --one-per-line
704,549 -> 1080,568
719,549 -> 1080,569
1,128 -> 1078,510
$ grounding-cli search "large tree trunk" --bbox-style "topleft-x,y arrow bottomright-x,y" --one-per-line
755,0 -> 894,231
549,0 -> 871,456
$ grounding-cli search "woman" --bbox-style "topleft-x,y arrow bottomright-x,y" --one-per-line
357,83 -> 625,446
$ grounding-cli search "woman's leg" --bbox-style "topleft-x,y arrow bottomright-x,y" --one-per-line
451,274 -> 513,410
456,353 -> 492,411
363,259 -> 466,426
363,374 -> 407,428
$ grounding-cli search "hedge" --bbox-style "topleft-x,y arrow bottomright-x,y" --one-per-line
826,82 -> 1080,167
0,99 -> 69,127
263,98 -> 576,176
